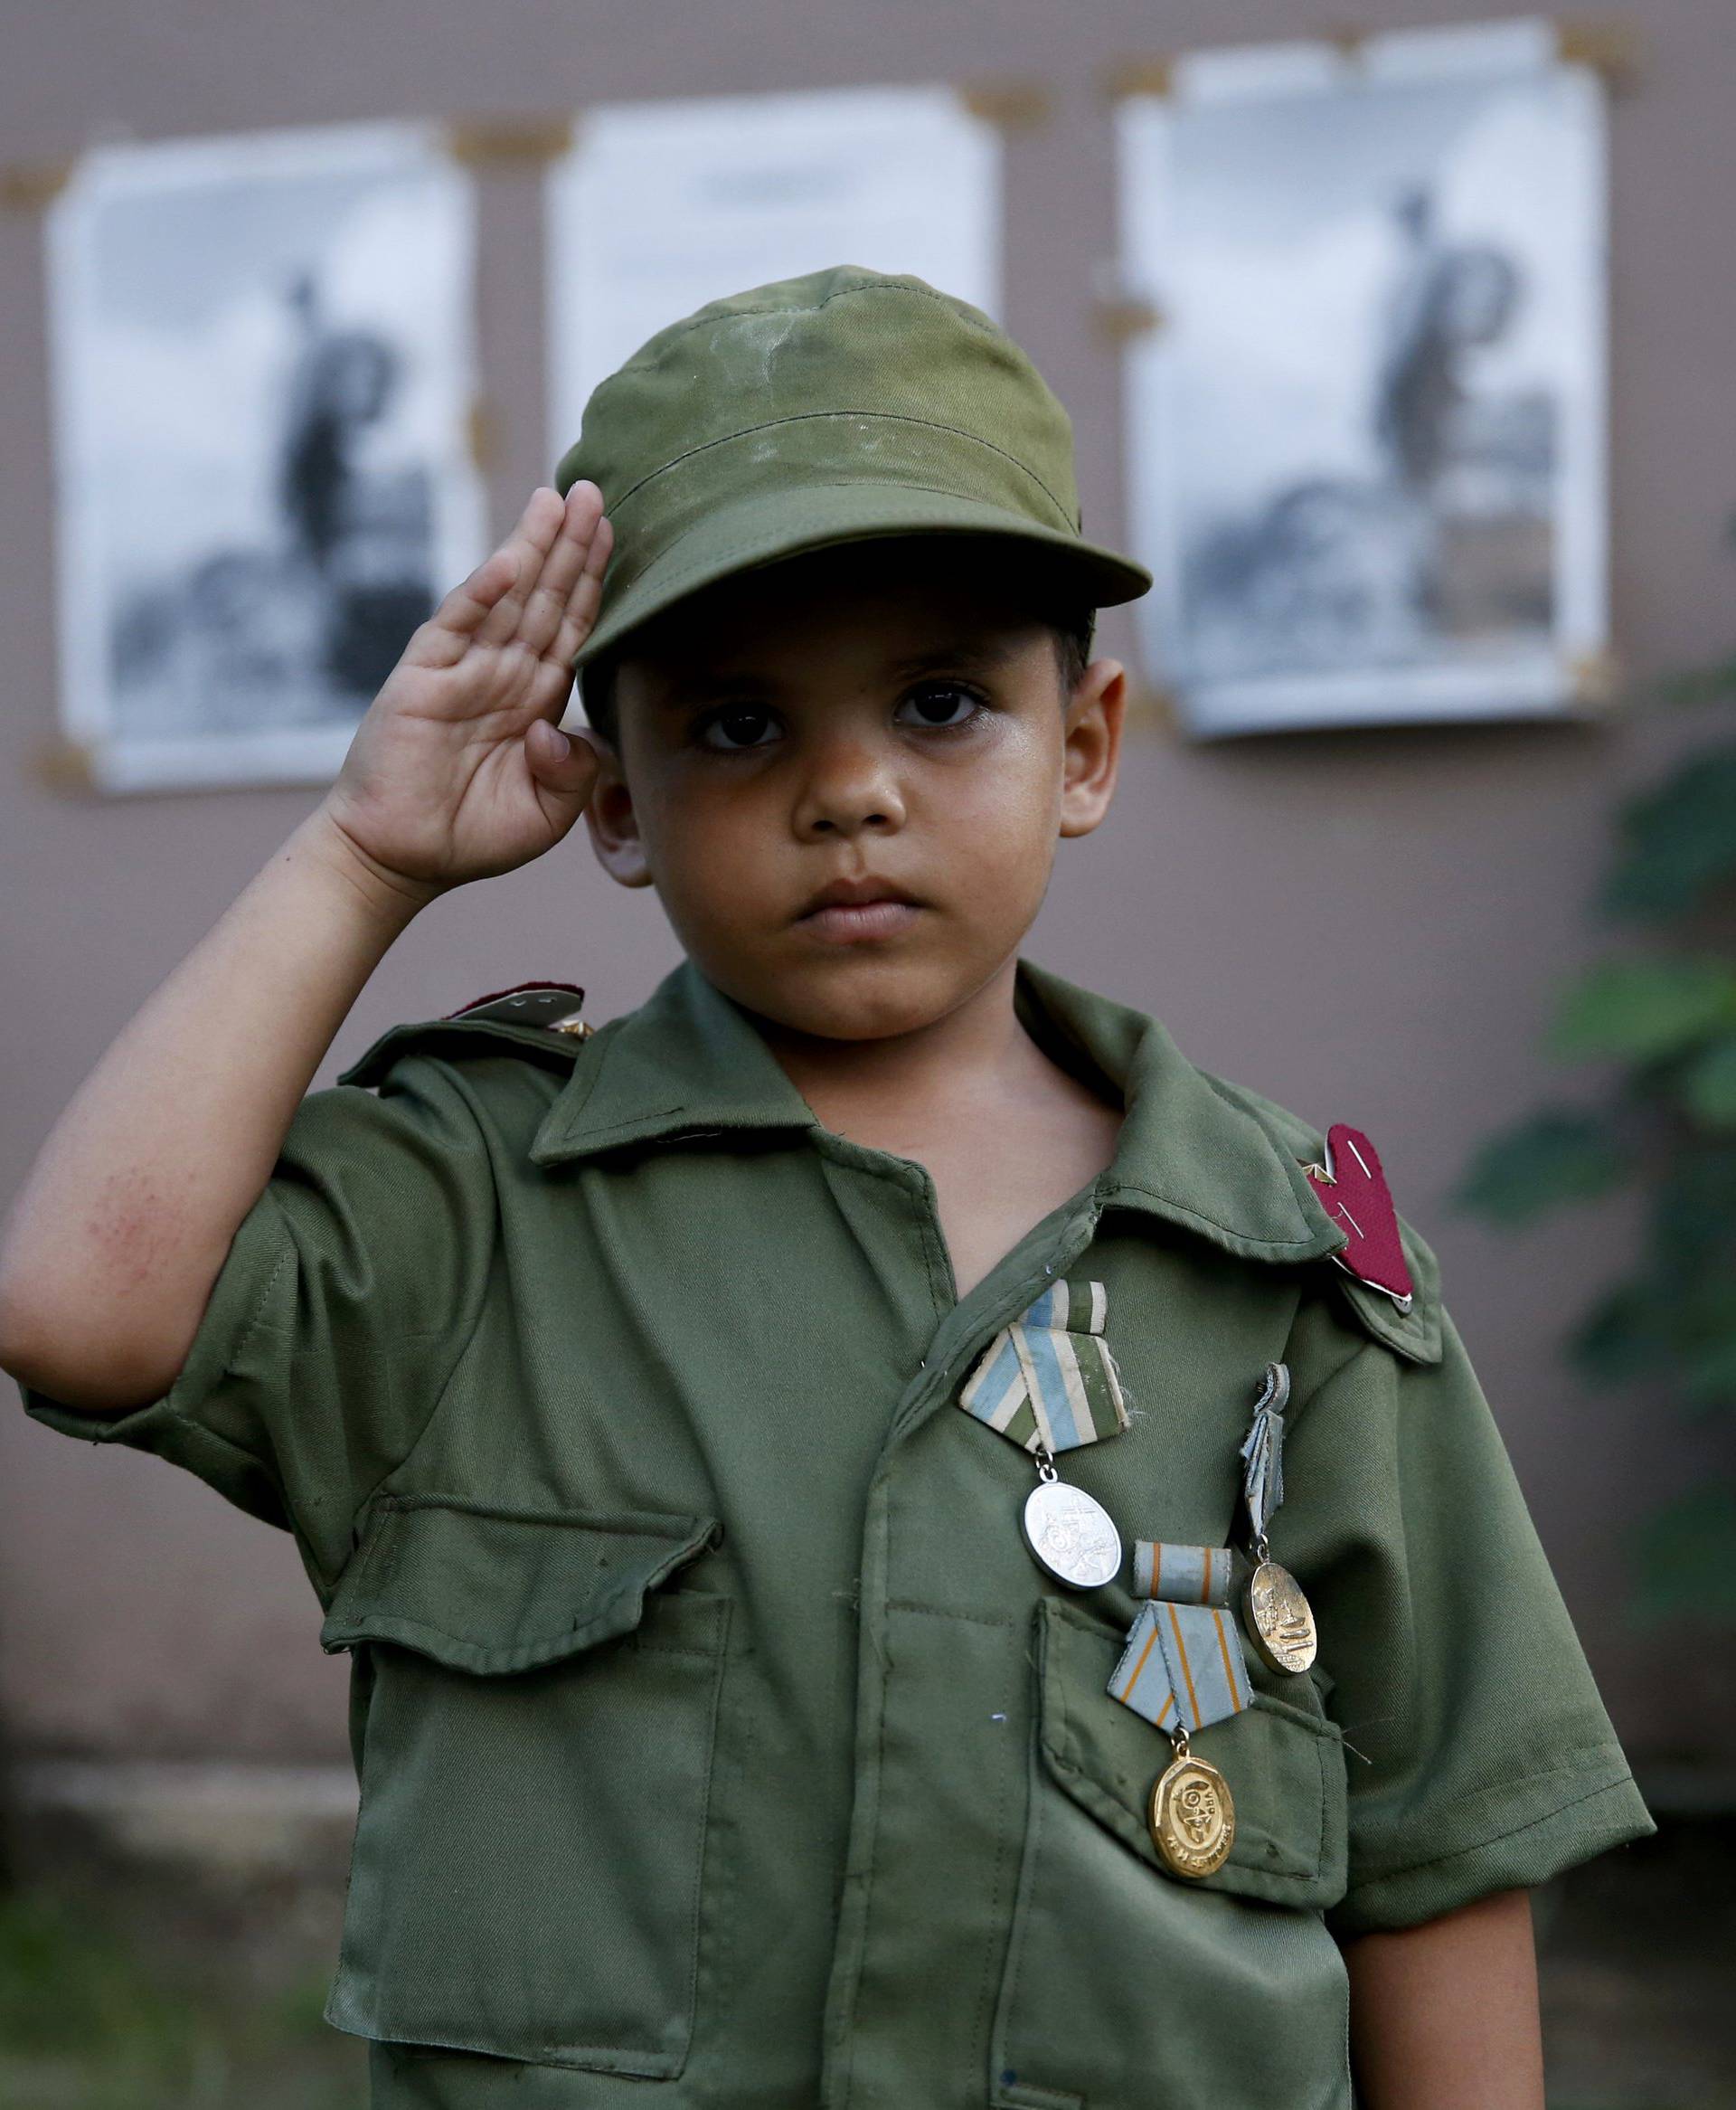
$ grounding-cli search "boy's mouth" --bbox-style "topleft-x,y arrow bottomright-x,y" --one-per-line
794,875 -> 924,943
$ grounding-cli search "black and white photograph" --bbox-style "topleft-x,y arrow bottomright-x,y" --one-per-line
48,122 -> 486,792
545,86 -> 1000,468
1117,19 -> 1608,736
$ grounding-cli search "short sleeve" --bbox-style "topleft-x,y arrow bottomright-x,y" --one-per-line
1284,1304 -> 1655,1937
17,1056 -> 499,1602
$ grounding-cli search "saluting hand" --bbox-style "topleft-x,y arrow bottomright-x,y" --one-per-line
319,482 -> 614,901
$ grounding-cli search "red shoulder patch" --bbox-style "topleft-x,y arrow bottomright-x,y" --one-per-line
1305,1124 -> 1414,1310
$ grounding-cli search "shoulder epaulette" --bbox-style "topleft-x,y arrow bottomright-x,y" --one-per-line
1174,1070 -> 1445,1366
443,980 -> 593,1034
335,980 -> 594,1091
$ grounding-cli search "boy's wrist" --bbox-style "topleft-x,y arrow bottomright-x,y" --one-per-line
295,807 -> 448,938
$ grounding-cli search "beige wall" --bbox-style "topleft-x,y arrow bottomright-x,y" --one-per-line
4,0 -> 1731,1767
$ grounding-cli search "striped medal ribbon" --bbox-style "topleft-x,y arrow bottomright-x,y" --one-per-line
1109,1551 -> 1252,1882
957,1277 -> 1129,1589
1130,1539 -> 1234,1606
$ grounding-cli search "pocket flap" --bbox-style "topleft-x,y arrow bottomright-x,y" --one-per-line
320,1496 -> 723,1674
1036,1597 -> 1348,1910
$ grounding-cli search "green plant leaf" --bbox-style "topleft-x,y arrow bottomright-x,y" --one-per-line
1648,1145 -> 1736,1270
1550,956 -> 1736,1062
1571,1280 -> 1675,1387
1572,1231 -> 1736,1405
1602,744 -> 1736,921
1657,652 -> 1736,707
1454,1112 -> 1627,1225
1677,1034 -> 1736,1128
1631,1486 -> 1736,1622
1668,1263 -> 1736,1408
1683,1322 -> 1736,1407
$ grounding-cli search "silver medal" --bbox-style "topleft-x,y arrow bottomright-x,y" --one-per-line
1023,1473 -> 1124,1590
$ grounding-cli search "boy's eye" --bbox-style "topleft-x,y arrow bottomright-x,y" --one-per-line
699,706 -> 780,751
893,682 -> 984,729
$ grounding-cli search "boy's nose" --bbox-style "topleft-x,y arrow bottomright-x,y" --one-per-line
793,735 -> 907,839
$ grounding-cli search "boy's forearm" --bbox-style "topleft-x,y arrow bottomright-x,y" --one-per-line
1343,1888 -> 1544,2109
0,807 -> 437,1409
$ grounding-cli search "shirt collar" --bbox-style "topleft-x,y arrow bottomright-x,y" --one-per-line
529,960 -> 814,1163
530,956 -> 1344,1268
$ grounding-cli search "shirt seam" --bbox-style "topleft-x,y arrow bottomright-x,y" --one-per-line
337,1283 -> 493,1586
1101,1177 -> 1320,1252
331,1067 -> 510,1589
837,1473 -> 896,2102
609,410 -> 1075,528
538,1017 -> 626,1144
1284,1335 -> 1383,1431
155,1192 -> 297,1476
885,1598 -> 1020,1629
1344,1765 -> 1642,1894
1360,1747 -> 1633,1824
560,1109 -> 696,1150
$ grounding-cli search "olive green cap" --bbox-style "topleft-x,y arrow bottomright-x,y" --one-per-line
553,263 -> 1151,669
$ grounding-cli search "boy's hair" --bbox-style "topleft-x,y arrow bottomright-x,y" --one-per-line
580,608 -> 1098,748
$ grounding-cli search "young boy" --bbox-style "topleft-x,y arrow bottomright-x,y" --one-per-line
1,265 -> 1649,2108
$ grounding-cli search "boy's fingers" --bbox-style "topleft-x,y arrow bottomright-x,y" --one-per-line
516,484 -> 607,658
473,487 -> 569,648
546,513 -> 615,673
403,547 -> 517,667
524,717 -> 602,804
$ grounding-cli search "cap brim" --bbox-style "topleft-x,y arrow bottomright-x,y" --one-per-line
569,481 -> 1152,669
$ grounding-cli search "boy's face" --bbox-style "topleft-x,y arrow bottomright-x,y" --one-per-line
583,540 -> 1125,1043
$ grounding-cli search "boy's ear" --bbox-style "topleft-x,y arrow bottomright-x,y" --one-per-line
1058,657 -> 1126,839
581,734 -> 656,888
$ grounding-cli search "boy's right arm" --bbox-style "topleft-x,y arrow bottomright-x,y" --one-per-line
0,482 -> 612,1414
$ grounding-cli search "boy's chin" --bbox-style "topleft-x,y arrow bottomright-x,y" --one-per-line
711,951 -> 1003,1045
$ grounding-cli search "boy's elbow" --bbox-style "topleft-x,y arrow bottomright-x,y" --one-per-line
0,1284 -> 191,1415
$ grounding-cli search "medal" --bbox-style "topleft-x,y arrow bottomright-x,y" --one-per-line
1024,1451 -> 1123,1589
958,1276 -> 1130,1588
1109,1597 -> 1249,1879
1244,1556 -> 1317,1673
1149,1727 -> 1235,1878
1097,1423 -> 1285,1887
1237,1360 -> 1318,1676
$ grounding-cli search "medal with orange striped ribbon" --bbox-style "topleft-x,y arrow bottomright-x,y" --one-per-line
1109,1590 -> 1248,1877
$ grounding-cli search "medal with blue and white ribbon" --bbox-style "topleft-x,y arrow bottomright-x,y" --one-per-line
957,1277 -> 1128,1589
1110,1543 -> 1249,1877
1239,1361 -> 1317,1674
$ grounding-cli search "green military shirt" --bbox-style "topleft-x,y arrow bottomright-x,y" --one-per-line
21,957 -> 1652,2108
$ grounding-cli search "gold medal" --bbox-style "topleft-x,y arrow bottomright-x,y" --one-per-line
1148,1732 -> 1235,1878
1244,1556 -> 1317,1674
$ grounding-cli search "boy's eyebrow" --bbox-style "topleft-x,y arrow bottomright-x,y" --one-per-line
882,635 -> 1024,681
648,667 -> 774,705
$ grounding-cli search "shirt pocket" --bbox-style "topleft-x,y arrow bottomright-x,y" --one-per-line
990,1597 -> 1353,2110
1036,1593 -> 1348,1907
317,1494 -> 731,2078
